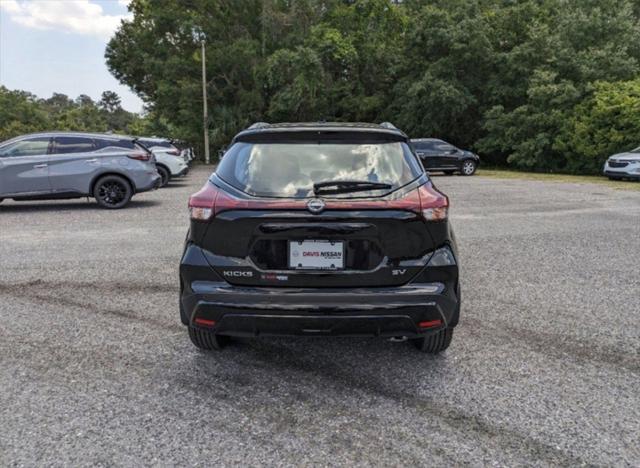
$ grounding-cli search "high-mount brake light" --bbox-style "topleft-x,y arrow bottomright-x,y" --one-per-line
127,151 -> 151,161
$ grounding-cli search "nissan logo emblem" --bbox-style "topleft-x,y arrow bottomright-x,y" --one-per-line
307,198 -> 326,214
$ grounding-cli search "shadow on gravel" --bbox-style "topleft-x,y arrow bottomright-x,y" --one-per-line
175,337 -> 586,465
0,279 -> 179,331
162,182 -> 191,189
0,199 -> 161,212
462,316 -> 639,374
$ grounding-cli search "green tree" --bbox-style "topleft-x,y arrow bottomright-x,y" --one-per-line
558,79 -> 640,174
99,91 -> 123,113
53,105 -> 108,132
103,0 -> 640,172
477,0 -> 640,170
0,86 -> 50,141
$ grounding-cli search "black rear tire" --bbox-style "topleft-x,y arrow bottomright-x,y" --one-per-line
188,326 -> 230,351
412,328 -> 453,354
607,176 -> 621,181
93,175 -> 132,209
157,165 -> 170,187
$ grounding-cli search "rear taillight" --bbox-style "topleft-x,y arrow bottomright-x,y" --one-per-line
188,182 -> 448,221
168,149 -> 181,157
417,184 -> 449,221
127,151 -> 151,161
189,182 -> 219,221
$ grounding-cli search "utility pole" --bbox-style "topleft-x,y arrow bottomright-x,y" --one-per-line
201,40 -> 210,164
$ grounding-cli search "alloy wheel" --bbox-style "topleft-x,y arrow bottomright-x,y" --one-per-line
462,161 -> 476,175
97,180 -> 127,206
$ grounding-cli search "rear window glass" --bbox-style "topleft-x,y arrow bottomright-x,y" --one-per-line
216,142 -> 422,198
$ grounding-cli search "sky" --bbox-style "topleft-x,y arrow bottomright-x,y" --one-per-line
0,0 -> 143,112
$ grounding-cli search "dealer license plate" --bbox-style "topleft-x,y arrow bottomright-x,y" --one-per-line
289,240 -> 344,270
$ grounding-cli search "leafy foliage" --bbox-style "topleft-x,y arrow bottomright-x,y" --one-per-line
558,79 -> 640,173
0,86 -> 142,142
4,0 -> 640,173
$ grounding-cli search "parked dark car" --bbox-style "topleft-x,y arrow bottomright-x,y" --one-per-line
411,138 -> 479,176
0,132 -> 160,208
180,122 -> 461,354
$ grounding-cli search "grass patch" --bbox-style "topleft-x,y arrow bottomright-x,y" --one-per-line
477,169 -> 640,191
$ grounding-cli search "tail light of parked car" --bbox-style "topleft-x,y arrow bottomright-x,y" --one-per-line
189,182 -> 448,222
127,151 -> 152,162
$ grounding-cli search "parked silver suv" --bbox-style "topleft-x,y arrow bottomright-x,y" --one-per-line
0,132 -> 161,209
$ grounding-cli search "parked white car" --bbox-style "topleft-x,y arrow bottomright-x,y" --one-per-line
172,140 -> 196,164
138,137 -> 189,186
603,149 -> 640,181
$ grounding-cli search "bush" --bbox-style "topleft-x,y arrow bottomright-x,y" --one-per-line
558,80 -> 640,174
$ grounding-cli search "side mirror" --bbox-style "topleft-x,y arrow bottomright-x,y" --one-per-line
448,149 -> 458,154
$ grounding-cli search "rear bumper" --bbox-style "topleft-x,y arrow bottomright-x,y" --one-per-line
136,174 -> 162,193
176,166 -> 189,177
210,313 -> 443,338
182,281 -> 458,338
180,234 -> 460,338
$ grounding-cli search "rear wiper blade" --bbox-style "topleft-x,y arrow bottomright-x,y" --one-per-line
313,180 -> 392,195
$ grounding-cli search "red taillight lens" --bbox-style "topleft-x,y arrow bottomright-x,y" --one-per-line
127,151 -> 151,161
417,184 -> 449,221
189,182 -> 219,221
168,149 -> 181,157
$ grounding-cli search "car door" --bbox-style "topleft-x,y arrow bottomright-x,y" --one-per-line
433,141 -> 461,169
0,136 -> 52,196
413,141 -> 436,170
49,136 -> 101,194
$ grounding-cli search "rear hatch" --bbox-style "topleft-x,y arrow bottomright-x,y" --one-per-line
189,130 -> 448,288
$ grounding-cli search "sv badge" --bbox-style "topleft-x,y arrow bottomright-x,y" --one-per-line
392,269 -> 407,276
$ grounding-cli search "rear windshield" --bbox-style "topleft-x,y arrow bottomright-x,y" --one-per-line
216,142 -> 422,198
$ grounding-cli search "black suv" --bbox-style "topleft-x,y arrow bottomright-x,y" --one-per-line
411,138 -> 479,176
180,123 -> 461,353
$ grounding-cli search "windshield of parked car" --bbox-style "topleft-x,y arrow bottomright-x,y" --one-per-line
216,141 -> 422,198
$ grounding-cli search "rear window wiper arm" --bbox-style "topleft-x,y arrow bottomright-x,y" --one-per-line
313,180 -> 392,195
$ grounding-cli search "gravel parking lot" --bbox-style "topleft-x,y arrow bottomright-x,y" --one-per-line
1,166 -> 638,466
